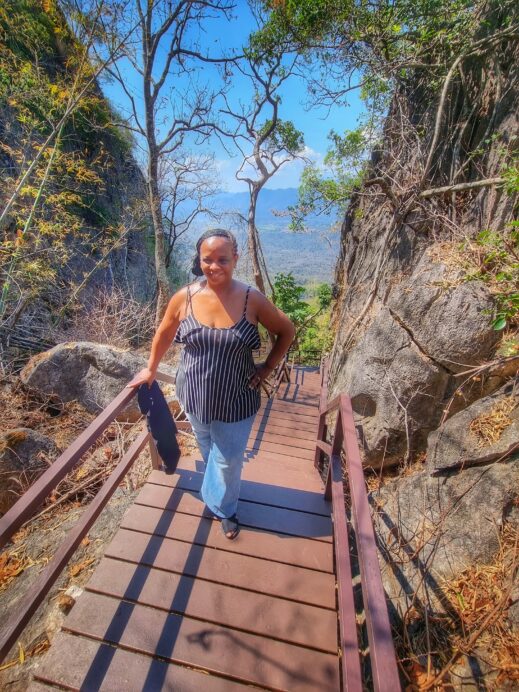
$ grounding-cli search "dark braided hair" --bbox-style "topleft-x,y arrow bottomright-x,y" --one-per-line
191,229 -> 238,276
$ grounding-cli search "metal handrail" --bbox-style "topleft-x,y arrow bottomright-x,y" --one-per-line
315,363 -> 401,691
0,370 -> 173,663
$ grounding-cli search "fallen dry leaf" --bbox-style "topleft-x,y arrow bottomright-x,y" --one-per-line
68,557 -> 94,578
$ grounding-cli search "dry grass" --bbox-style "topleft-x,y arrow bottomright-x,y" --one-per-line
469,395 -> 517,447
426,242 -> 468,286
396,523 -> 519,691
52,286 -> 156,350
442,524 -> 519,688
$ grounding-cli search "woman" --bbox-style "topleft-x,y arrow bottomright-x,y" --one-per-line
130,229 -> 295,539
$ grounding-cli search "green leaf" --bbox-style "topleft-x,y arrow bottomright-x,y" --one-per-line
492,316 -> 507,331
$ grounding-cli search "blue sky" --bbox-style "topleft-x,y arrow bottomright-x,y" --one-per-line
99,1 -> 365,192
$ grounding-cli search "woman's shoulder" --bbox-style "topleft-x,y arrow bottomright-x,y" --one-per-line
167,282 -> 198,317
240,283 -> 273,313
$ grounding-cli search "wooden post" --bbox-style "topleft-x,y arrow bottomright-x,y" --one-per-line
148,436 -> 161,470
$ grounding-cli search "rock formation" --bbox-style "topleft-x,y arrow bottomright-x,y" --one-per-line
20,342 -> 175,419
0,429 -> 58,514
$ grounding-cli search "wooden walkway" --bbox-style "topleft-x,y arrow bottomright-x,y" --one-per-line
31,367 -> 340,691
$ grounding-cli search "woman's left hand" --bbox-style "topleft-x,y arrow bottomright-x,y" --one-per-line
249,363 -> 274,389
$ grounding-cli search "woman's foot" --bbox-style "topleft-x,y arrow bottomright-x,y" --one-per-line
221,514 -> 240,540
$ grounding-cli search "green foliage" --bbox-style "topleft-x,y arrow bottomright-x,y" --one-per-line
273,272 -> 333,362
503,164 -> 519,195
260,118 -> 304,155
273,272 -> 311,325
289,127 -> 368,230
255,0 -> 517,234
316,282 -> 332,309
0,0 -> 135,322
468,225 -> 519,330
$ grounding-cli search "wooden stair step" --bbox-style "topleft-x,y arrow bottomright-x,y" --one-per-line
134,485 -> 332,542
62,592 -> 340,691
148,468 -> 330,516
32,631 -> 250,691
86,557 -> 338,652
108,526 -> 335,606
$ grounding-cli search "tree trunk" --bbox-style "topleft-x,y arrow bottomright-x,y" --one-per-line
144,66 -> 170,324
148,157 -> 170,324
247,186 -> 266,294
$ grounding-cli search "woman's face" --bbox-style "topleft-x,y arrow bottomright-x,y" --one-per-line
199,236 -> 238,286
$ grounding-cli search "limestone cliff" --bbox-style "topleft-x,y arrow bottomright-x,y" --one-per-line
329,23 -> 518,467
0,1 -> 156,358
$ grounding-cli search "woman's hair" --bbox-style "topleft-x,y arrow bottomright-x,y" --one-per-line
191,229 -> 238,276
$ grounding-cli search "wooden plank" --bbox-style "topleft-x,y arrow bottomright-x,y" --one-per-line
0,386 -> 137,549
251,421 -> 317,441
249,431 -> 316,452
173,451 -> 321,485
0,431 -> 149,663
276,389 -> 320,405
133,485 -> 332,542
87,557 -> 338,653
32,631 -> 249,691
241,463 -> 324,492
255,406 -> 318,427
259,401 -> 318,418
277,381 -> 321,394
341,395 -> 400,691
256,409 -> 319,429
161,459 -> 325,495
147,469 -> 331,516
260,397 -> 320,411
244,448 -> 318,468
108,526 -> 335,606
247,438 -> 315,460
118,505 -> 334,577
62,592 -> 340,691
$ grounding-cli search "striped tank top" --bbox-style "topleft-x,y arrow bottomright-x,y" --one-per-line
173,284 -> 261,423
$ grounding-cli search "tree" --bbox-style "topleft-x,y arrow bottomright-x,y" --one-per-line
273,272 -> 331,352
254,0 -> 519,220
160,151 -> 221,271
93,0 -> 234,321
222,49 -> 305,294
289,128 -> 369,231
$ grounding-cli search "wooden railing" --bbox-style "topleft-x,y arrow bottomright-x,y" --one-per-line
315,362 -> 401,692
260,353 -> 291,399
0,359 -> 290,664
0,370 -> 175,663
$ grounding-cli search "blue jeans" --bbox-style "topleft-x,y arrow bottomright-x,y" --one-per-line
186,412 -> 256,519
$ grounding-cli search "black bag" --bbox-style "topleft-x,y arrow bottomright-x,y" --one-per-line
137,381 -> 181,473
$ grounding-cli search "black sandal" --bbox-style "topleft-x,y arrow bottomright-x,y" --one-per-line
221,514 -> 240,540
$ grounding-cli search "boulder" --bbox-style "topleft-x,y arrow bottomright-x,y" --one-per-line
336,306 -> 450,466
0,429 -> 58,514
371,458 -> 519,617
427,379 -> 518,473
20,342 -> 175,419
388,255 -> 499,373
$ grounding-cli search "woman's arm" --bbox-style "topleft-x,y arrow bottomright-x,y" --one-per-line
127,288 -> 186,388
250,291 -> 295,387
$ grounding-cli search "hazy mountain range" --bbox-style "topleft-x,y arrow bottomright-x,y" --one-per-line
181,188 -> 340,286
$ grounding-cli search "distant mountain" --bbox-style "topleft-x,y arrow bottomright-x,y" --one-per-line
180,188 -> 341,286
208,188 -> 329,228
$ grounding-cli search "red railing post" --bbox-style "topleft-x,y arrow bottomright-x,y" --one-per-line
341,395 -> 400,691
314,372 -> 401,691
0,369 -> 175,663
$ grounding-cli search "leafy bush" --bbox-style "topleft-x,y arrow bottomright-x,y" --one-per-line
273,272 -> 332,363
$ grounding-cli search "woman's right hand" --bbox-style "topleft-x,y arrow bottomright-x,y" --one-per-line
127,367 -> 156,389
